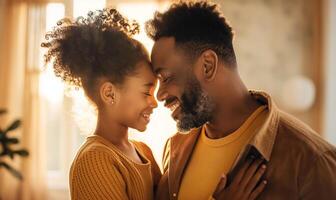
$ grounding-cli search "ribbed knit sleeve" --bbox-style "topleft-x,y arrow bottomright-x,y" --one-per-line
70,150 -> 129,200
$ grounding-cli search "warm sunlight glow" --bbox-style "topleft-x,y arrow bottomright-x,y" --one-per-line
117,2 -> 170,52
69,88 -> 97,136
39,66 -> 65,104
39,3 -> 65,104
73,0 -> 106,18
117,2 -> 175,164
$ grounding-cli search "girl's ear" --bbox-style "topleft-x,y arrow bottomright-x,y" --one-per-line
100,81 -> 117,105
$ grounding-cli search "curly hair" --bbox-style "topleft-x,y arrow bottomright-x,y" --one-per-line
41,8 -> 149,100
145,1 -> 236,66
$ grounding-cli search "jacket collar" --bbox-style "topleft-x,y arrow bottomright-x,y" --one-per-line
248,90 -> 280,161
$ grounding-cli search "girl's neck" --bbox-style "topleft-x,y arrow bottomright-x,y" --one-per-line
94,110 -> 130,147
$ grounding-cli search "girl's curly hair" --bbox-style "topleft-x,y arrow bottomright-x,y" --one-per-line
41,8 -> 149,99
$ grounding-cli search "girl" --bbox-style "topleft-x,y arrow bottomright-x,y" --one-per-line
42,8 -> 266,200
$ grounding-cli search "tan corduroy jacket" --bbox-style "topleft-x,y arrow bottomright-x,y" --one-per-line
155,91 -> 336,200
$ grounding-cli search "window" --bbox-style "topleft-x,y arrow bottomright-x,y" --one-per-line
40,1 -> 67,187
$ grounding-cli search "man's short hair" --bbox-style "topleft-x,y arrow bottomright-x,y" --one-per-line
146,1 -> 236,66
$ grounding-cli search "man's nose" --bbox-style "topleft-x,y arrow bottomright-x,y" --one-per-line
156,84 -> 168,102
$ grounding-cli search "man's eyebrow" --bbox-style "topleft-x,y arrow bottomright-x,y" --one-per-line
154,67 -> 164,74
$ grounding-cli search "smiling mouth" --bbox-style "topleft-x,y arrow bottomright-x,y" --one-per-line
165,99 -> 180,112
142,113 -> 151,123
165,99 -> 182,120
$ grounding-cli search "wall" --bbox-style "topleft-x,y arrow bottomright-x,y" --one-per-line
324,0 -> 336,144
213,0 -> 323,132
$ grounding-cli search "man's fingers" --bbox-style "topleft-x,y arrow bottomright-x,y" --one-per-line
244,164 -> 266,194
248,180 -> 267,200
233,156 -> 255,185
240,158 -> 264,189
212,174 -> 227,198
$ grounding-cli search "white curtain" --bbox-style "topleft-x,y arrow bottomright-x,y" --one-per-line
0,0 -> 47,199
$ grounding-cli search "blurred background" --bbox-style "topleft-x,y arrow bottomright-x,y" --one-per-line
0,0 -> 335,199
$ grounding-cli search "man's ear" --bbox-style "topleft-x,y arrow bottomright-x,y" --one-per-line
100,81 -> 117,105
201,50 -> 218,82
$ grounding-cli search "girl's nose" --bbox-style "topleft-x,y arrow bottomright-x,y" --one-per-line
150,96 -> 158,108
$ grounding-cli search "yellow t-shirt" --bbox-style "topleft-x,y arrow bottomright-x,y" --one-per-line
178,106 -> 268,200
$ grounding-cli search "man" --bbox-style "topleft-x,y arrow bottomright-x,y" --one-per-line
145,1 -> 336,200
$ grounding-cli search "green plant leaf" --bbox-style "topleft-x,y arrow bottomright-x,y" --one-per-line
6,138 -> 19,144
0,161 -> 23,180
13,149 -> 29,157
0,109 -> 7,115
6,120 -> 21,132
9,152 -> 14,159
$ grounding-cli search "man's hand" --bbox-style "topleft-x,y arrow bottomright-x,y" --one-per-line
212,157 -> 267,200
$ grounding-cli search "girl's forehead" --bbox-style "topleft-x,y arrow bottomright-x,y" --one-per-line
134,62 -> 157,80
122,65 -> 157,88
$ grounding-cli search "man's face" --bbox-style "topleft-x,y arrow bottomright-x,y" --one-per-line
151,37 -> 215,132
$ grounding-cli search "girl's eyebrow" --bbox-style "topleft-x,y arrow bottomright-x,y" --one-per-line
143,82 -> 154,87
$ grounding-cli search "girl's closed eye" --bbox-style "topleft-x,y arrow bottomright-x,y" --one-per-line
144,92 -> 152,96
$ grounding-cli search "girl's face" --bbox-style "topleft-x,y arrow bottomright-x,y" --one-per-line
113,61 -> 158,132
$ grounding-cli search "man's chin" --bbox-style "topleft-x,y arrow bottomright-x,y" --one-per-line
176,113 -> 211,133
176,119 -> 199,134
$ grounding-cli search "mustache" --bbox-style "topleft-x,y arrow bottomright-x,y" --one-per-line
164,96 -> 178,107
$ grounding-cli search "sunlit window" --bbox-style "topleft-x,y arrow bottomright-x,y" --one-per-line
40,2 -> 66,186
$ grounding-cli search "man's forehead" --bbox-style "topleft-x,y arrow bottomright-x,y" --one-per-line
152,37 -> 175,53
151,37 -> 176,72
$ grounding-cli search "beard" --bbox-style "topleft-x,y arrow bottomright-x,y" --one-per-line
176,75 -> 215,133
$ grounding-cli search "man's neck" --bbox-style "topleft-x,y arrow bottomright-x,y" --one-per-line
205,89 -> 261,139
